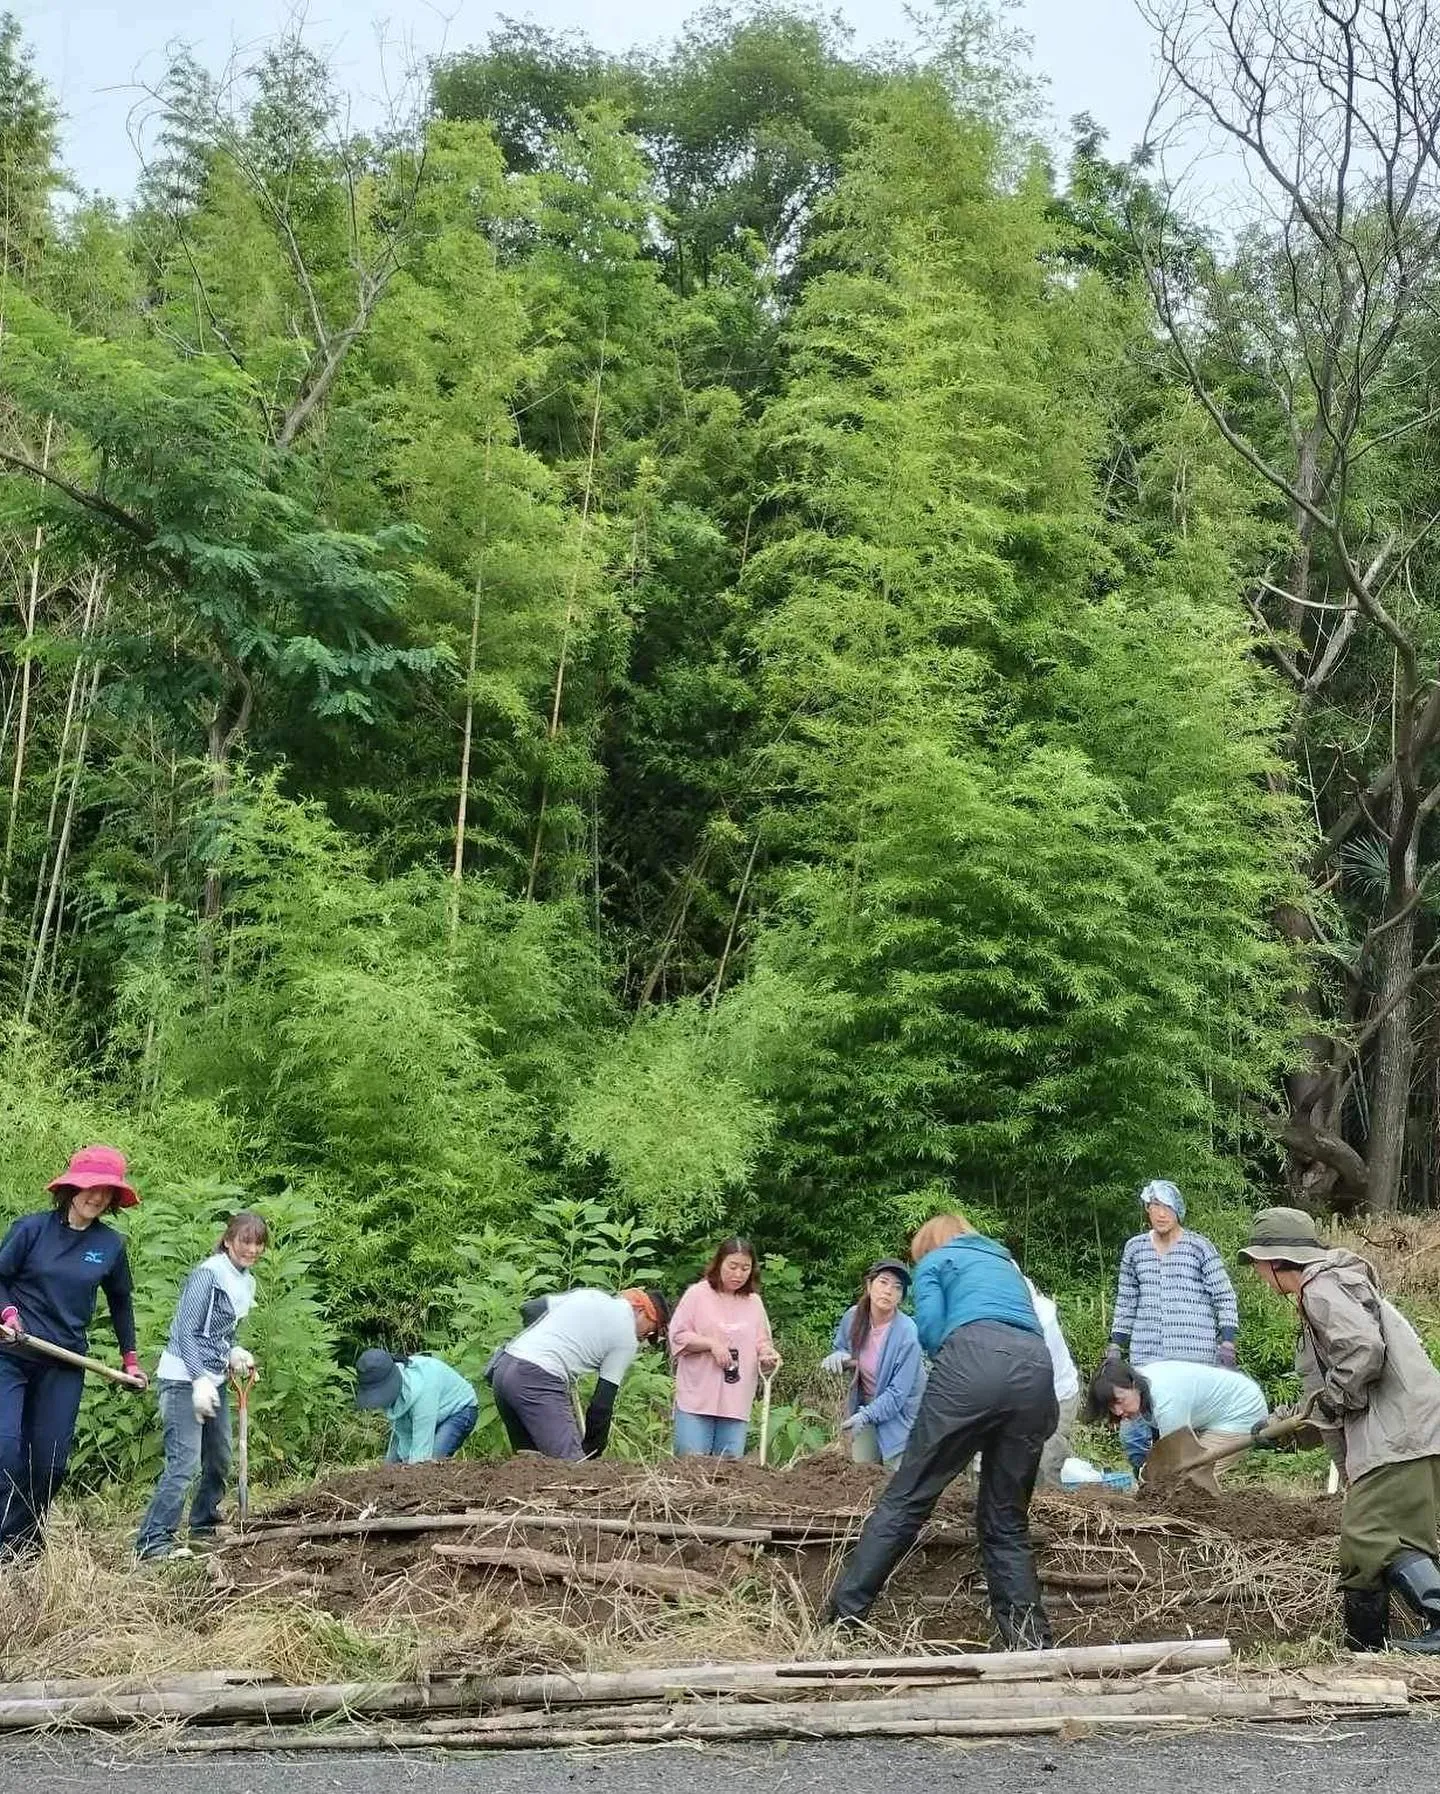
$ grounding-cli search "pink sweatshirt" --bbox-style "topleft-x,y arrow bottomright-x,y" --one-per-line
668,1279 -> 773,1420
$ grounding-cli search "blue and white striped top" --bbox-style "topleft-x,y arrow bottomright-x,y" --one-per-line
155,1253 -> 255,1383
1110,1231 -> 1238,1366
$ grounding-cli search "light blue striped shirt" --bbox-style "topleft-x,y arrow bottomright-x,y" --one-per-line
1110,1231 -> 1239,1365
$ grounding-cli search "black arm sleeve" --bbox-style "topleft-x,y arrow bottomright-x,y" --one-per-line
582,1377 -> 620,1458
519,1294 -> 553,1328
102,1247 -> 138,1356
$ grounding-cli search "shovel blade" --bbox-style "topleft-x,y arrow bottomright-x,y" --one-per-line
1143,1425 -> 1221,1490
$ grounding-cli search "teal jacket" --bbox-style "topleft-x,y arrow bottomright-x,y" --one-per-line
383,1355 -> 478,1463
912,1234 -> 1040,1358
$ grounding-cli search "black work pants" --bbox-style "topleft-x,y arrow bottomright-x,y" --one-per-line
828,1320 -> 1056,1622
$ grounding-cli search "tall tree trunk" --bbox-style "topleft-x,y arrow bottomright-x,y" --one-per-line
1366,820 -> 1421,1213
1,415 -> 53,915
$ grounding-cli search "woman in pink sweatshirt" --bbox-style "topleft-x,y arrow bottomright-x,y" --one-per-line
668,1237 -> 780,1457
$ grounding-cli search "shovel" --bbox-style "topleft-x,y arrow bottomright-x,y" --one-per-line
229,1365 -> 257,1531
6,1328 -> 145,1388
1144,1393 -> 1324,1493
758,1367 -> 776,1467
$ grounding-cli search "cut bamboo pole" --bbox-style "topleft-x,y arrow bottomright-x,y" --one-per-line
166,1677 -> 1407,1752
0,1670 -> 269,1702
225,1510 -> 782,1549
432,1541 -> 718,1597
0,1643 -> 1233,1730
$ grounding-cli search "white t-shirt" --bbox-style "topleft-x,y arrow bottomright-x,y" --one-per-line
506,1289 -> 639,1386
1025,1279 -> 1080,1402
1144,1361 -> 1268,1437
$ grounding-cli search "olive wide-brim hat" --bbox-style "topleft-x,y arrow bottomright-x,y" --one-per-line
1237,1206 -> 1332,1268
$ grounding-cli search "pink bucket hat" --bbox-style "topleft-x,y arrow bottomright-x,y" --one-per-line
47,1144 -> 139,1209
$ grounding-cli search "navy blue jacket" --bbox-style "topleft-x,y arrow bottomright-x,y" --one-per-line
0,1208 -> 137,1356
912,1233 -> 1040,1358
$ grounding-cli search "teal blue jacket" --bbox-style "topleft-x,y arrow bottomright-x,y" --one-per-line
383,1355 -> 478,1463
912,1234 -> 1040,1357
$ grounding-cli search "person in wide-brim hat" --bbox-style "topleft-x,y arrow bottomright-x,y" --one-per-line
0,1145 -> 147,1559
354,1348 -> 479,1464
1236,1205 -> 1333,1268
1236,1206 -> 1440,1655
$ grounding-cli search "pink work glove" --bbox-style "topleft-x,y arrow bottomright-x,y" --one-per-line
0,1305 -> 19,1340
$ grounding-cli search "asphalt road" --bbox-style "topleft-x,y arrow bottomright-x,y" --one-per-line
6,1719 -> 1435,1794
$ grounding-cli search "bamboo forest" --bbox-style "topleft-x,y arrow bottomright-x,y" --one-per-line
4,0 -> 1440,1474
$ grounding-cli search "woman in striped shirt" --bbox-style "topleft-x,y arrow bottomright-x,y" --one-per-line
134,1211 -> 268,1561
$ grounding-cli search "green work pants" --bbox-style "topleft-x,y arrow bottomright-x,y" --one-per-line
1340,1455 -> 1440,1589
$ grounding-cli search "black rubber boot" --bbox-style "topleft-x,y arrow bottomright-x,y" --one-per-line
993,1604 -> 1053,1651
1386,1552 -> 1440,1654
1341,1586 -> 1390,1651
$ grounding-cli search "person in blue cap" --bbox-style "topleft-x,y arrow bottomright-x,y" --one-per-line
821,1259 -> 925,1471
354,1349 -> 479,1463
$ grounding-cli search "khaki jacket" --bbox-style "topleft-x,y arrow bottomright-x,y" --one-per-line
1295,1249 -> 1440,1483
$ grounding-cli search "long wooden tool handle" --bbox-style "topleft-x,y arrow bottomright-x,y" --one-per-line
1182,1394 -> 1324,1473
10,1330 -> 143,1388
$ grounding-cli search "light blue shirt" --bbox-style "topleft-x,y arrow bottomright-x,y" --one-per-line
1145,1361 -> 1268,1437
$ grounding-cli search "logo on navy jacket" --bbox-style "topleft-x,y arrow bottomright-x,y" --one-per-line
84,1250 -> 106,1265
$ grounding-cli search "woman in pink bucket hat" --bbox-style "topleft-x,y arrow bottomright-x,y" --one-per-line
0,1145 -> 148,1559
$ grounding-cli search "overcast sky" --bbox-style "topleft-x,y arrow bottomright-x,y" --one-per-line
20,1 -> 1161,201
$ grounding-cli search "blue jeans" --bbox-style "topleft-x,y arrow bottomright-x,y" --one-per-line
135,1379 -> 232,1557
432,1403 -> 478,1458
1119,1414 -> 1157,1474
673,1411 -> 749,1459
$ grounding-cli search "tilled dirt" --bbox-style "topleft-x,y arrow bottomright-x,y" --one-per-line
227,1458 -> 1343,1660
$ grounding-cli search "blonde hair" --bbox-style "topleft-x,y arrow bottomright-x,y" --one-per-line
910,1212 -> 974,1263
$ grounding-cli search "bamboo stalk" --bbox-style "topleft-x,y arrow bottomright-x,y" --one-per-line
432,1541 -> 718,1597
0,414 -> 52,915
165,1678 -> 1408,1752
229,1510 -> 781,1549
0,1670 -> 269,1702
450,433 -> 492,948
0,1645 -> 1234,1730
525,344 -> 604,904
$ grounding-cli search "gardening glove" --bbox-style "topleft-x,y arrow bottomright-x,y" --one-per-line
839,1410 -> 866,1433
759,1348 -> 781,1374
191,1376 -> 221,1421
1215,1341 -> 1237,1368
820,1351 -> 852,1376
0,1305 -> 18,1341
228,1347 -> 255,1377
1104,1340 -> 1125,1362
122,1351 -> 149,1391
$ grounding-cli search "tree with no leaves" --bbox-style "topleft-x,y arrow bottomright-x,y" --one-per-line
1134,0 -> 1440,1212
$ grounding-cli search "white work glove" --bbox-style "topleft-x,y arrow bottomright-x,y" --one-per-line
228,1347 -> 255,1376
820,1351 -> 851,1376
192,1376 -> 221,1421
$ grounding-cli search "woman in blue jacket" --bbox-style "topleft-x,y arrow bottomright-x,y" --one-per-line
824,1213 -> 1056,1650
822,1259 -> 924,1470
